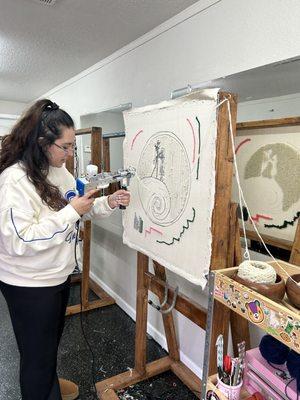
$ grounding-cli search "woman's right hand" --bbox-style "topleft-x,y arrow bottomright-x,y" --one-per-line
70,189 -> 99,216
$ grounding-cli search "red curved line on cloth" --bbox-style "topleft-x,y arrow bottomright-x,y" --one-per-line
251,214 -> 273,223
131,129 -> 143,150
235,138 -> 251,154
187,118 -> 196,163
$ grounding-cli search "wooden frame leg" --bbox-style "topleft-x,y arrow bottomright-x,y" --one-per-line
134,252 -> 149,375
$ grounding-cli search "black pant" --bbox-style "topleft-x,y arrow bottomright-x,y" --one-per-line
0,277 -> 70,400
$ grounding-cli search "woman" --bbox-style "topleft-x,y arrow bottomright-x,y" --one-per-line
0,99 -> 130,400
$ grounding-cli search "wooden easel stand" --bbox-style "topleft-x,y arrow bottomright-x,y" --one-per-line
96,92 -> 243,398
66,127 -> 115,315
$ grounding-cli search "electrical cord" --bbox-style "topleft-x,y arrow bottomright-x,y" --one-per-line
268,361 -> 299,400
285,378 -> 299,400
74,221 -> 99,400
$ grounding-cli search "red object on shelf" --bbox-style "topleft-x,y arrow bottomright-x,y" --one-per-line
223,354 -> 232,374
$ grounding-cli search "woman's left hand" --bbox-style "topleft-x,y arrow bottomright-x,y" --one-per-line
108,189 -> 131,209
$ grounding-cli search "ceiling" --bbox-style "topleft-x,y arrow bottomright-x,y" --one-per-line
1,1 -> 300,106
0,0 -> 199,103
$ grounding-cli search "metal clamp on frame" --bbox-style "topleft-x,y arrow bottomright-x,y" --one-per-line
148,283 -> 179,315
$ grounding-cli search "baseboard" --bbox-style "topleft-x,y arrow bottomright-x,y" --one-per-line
90,271 -> 137,321
90,271 -> 203,379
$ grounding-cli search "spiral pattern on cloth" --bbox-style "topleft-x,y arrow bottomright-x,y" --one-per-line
147,185 -> 171,222
139,176 -> 171,224
137,132 -> 191,227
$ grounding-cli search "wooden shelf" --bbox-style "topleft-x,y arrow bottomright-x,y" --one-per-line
206,374 -> 250,399
203,115 -> 300,399
240,228 -> 293,252
236,116 -> 300,130
213,261 -> 300,354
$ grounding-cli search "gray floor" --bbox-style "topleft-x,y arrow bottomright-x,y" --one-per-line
0,284 -> 198,400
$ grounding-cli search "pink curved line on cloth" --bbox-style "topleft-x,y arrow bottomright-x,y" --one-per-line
235,138 -> 251,154
251,214 -> 273,223
131,129 -> 143,150
145,226 -> 163,237
187,118 -> 196,163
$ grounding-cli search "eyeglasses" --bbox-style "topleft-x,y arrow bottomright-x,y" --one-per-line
53,143 -> 75,153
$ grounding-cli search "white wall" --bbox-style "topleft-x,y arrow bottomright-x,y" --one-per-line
0,116 -> 17,136
0,99 -> 27,115
44,0 -> 300,124
0,100 -> 27,135
41,0 -> 300,377
238,92 -> 300,121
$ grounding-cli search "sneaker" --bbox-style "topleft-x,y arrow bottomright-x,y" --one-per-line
59,378 -> 79,400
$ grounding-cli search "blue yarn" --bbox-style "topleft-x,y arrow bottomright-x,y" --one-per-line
287,351 -> 300,391
259,335 -> 290,364
259,335 -> 299,398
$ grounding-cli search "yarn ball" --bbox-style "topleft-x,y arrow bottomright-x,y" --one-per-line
286,350 -> 300,391
259,335 -> 290,364
237,260 -> 277,284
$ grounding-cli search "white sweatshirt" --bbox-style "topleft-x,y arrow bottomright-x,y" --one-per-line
0,163 -> 114,287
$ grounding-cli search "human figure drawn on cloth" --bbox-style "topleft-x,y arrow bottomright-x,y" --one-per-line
152,139 -> 165,181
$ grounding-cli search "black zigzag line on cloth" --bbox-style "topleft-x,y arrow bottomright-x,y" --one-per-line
156,208 -> 196,246
264,211 -> 300,229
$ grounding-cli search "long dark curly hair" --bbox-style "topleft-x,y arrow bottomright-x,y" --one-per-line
0,99 -> 74,211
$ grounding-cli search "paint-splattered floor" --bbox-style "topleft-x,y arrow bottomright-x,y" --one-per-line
0,283 -> 199,399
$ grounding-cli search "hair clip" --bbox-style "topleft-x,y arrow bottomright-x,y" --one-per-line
51,102 -> 59,110
45,102 -> 59,111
